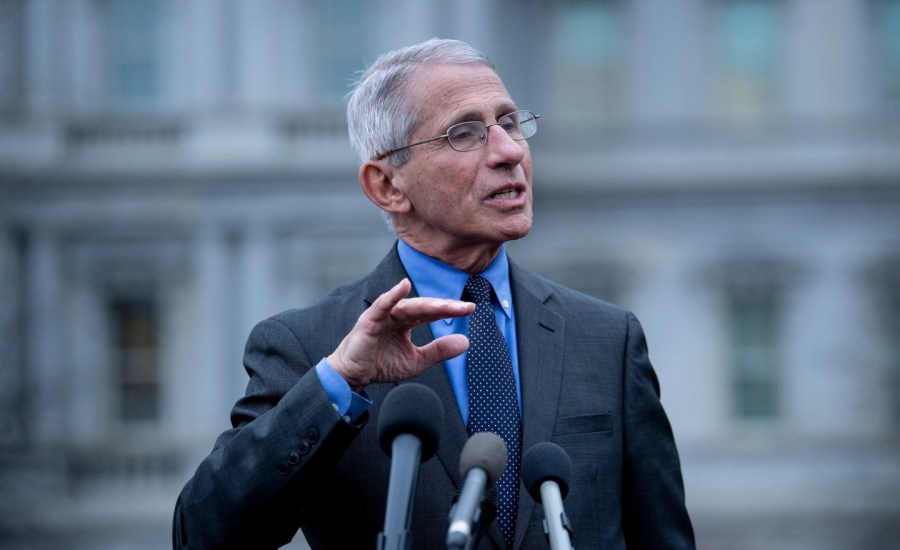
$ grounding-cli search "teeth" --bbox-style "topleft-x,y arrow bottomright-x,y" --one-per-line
493,190 -> 518,199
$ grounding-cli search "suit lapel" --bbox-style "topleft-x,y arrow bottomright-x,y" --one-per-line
510,263 -> 566,549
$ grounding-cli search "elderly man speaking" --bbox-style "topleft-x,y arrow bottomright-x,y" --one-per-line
173,38 -> 695,550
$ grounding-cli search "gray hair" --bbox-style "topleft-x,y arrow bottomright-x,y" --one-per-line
346,38 -> 495,167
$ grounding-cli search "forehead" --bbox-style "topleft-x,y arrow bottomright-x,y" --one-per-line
408,63 -> 516,129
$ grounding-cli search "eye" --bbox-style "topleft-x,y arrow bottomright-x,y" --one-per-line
501,119 -> 520,132
448,122 -> 483,143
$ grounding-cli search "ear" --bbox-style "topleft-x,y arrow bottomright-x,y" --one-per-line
359,161 -> 411,214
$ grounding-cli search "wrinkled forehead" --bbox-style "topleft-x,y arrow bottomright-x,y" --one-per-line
406,63 -> 516,131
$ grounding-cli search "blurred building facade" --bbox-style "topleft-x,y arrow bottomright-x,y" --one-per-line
1,0 -> 899,548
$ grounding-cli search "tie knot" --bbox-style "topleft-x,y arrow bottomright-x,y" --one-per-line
463,275 -> 493,305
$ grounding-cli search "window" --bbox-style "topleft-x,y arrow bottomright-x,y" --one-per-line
320,0 -> 368,101
728,294 -> 781,420
890,297 -> 900,421
108,296 -> 160,423
550,0 -> 626,120
714,0 -> 781,120
876,0 -> 900,114
106,0 -> 162,106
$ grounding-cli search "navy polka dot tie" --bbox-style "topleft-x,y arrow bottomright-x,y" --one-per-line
463,275 -> 521,549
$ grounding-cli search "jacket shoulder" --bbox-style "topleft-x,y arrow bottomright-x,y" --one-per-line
511,262 -> 630,321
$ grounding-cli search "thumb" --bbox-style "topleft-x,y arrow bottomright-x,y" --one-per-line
417,334 -> 470,368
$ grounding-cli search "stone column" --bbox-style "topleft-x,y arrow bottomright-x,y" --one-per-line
235,223 -> 276,401
25,229 -> 68,443
67,257 -> 107,447
183,226 -> 233,437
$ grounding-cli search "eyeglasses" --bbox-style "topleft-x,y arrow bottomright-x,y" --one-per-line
373,110 -> 540,161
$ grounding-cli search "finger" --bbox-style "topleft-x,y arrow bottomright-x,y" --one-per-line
416,334 -> 470,367
391,297 -> 474,325
364,278 -> 413,323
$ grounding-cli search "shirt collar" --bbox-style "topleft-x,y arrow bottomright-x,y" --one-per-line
397,239 -> 513,320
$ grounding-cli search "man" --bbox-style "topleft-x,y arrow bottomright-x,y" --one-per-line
173,38 -> 695,549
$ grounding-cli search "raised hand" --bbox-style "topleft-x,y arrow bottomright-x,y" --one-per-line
327,278 -> 474,391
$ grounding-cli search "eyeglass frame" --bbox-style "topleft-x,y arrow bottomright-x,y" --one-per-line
372,110 -> 540,161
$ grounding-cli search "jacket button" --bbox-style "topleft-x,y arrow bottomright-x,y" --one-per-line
276,461 -> 290,475
287,451 -> 300,465
306,428 -> 319,443
298,440 -> 311,455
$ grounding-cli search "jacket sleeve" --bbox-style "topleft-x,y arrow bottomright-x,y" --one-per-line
621,312 -> 696,549
172,317 -> 366,549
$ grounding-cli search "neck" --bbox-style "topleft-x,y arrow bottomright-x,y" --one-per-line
397,232 -> 502,274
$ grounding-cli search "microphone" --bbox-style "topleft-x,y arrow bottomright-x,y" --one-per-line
446,432 -> 507,550
521,442 -> 574,550
376,383 -> 444,550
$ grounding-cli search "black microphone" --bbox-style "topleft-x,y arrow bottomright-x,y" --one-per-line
376,383 -> 443,550
446,432 -> 507,550
521,442 -> 574,550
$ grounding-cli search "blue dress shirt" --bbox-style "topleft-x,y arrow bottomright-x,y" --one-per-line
396,240 -> 522,425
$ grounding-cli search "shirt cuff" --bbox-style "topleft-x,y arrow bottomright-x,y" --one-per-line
315,358 -> 372,422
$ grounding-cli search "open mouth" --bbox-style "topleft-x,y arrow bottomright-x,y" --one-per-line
491,189 -> 520,200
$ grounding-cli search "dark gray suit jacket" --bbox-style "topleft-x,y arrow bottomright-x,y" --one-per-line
173,244 -> 695,549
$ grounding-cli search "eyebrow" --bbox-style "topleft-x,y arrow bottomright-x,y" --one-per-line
443,103 -> 519,129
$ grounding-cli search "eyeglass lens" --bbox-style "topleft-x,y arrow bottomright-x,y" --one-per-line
446,111 -> 538,152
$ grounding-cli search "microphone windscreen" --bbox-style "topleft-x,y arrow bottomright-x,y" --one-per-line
377,383 -> 443,461
459,432 -> 507,487
521,442 -> 572,501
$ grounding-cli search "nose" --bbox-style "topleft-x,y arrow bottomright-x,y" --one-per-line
485,123 -> 526,168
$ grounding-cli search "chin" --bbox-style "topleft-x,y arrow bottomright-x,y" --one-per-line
500,221 -> 532,242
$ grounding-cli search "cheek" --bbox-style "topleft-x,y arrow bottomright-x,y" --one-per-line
412,178 -> 464,218
430,164 -> 476,204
